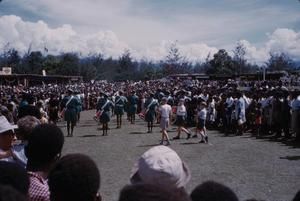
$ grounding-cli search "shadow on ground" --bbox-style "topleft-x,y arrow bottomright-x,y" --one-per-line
214,131 -> 300,149
77,124 -> 97,127
129,131 -> 146,135
280,156 -> 300,161
137,143 -> 159,147
180,142 -> 200,145
79,134 -> 102,138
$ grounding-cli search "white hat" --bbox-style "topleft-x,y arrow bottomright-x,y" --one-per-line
130,146 -> 191,189
0,116 -> 18,134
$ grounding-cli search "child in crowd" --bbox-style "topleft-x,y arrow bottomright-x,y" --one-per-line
193,102 -> 208,143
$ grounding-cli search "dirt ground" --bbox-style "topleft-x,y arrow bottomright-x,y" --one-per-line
58,110 -> 300,201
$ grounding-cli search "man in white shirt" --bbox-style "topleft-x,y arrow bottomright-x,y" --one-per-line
235,92 -> 246,136
291,92 -> 300,142
225,93 -> 234,135
158,97 -> 172,146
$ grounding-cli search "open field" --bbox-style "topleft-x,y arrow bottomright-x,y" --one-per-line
58,110 -> 300,201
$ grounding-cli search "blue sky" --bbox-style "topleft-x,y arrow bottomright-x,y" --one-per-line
0,0 -> 299,63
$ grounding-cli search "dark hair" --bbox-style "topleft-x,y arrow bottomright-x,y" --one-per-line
293,190 -> 300,201
119,184 -> 190,201
0,185 -> 27,201
48,154 -> 100,201
25,124 -> 64,171
244,200 -> 266,201
236,91 -> 242,98
0,162 -> 29,195
27,95 -> 35,104
191,181 -> 238,201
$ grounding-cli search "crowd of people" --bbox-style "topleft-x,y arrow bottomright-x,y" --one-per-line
0,78 -> 300,201
0,79 -> 299,142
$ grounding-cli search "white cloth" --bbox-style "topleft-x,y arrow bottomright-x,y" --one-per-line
291,96 -> 300,111
235,97 -> 246,123
226,97 -> 234,108
198,108 -> 207,120
208,100 -> 216,121
291,96 -> 300,132
259,98 -> 268,108
12,143 -> 27,168
141,98 -> 146,111
159,104 -> 172,118
176,105 -> 186,116
199,94 -> 209,102
243,95 -> 252,109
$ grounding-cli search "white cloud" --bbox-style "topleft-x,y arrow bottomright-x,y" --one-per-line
4,0 -> 300,49
239,40 -> 270,65
133,41 -> 218,62
0,15 -> 219,61
0,15 -> 299,64
266,28 -> 300,59
179,43 -> 218,62
0,15 -> 129,58
239,28 -> 300,65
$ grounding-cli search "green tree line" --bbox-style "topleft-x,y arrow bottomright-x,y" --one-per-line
0,42 -> 298,81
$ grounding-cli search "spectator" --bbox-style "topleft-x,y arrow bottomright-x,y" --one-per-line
119,184 -> 190,201
244,200 -> 265,201
291,91 -> 300,142
191,181 -> 239,201
0,116 -> 17,162
235,92 -> 246,136
12,116 -> 41,168
0,161 -> 29,196
25,124 -> 64,201
47,94 -> 59,125
130,145 -> 190,192
18,95 -> 41,120
0,185 -> 27,201
48,154 -> 101,201
293,190 -> 300,201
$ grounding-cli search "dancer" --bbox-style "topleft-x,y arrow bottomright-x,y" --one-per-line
96,93 -> 114,136
195,101 -> 208,143
60,89 -> 81,137
158,97 -> 172,145
114,91 -> 127,128
128,91 -> 139,124
75,91 -> 83,122
144,93 -> 158,133
173,99 -> 192,140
